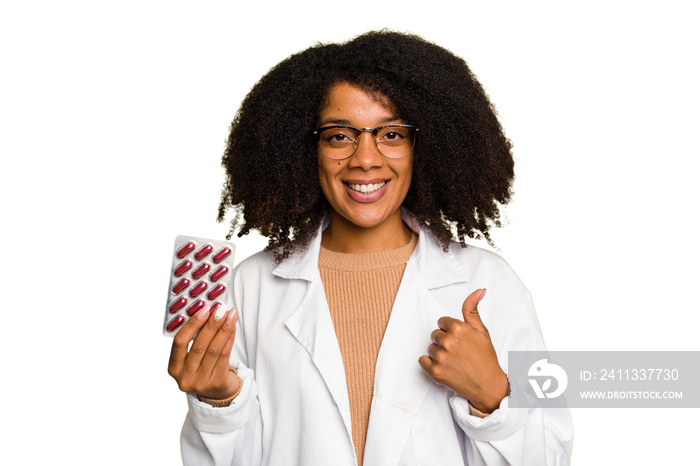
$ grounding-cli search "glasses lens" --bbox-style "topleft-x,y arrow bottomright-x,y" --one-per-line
317,127 -> 358,159
316,125 -> 416,159
376,126 -> 415,158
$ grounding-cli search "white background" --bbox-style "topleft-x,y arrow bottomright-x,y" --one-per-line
2,1 -> 698,464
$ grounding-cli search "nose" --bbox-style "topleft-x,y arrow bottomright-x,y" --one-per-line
348,131 -> 384,170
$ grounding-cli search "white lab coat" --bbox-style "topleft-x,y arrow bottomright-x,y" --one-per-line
181,211 -> 573,465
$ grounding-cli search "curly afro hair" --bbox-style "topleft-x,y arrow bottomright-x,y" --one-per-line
217,30 -> 514,262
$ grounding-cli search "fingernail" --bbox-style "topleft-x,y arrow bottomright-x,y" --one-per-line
478,289 -> 487,302
197,307 -> 209,320
227,308 -> 238,323
214,306 -> 227,320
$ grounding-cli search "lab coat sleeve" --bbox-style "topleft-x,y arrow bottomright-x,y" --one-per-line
180,363 -> 263,465
179,257 -> 266,466
450,395 -> 572,465
448,284 -> 574,465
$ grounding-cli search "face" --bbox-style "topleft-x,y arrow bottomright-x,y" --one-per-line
316,82 -> 413,232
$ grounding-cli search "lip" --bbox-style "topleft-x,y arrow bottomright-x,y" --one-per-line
343,179 -> 390,203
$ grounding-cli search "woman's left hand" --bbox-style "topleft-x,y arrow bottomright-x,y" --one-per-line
418,288 -> 508,414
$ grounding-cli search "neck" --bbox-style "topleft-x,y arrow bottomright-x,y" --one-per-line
321,210 -> 412,253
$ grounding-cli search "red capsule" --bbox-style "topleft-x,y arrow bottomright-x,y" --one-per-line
189,281 -> 207,297
166,315 -> 185,332
210,265 -> 229,282
174,260 -> 193,277
192,263 -> 211,279
172,278 -> 190,294
177,241 -> 196,258
209,301 -> 223,314
186,299 -> 205,316
168,297 -> 187,313
194,244 -> 214,261
212,247 -> 231,264
207,284 -> 226,300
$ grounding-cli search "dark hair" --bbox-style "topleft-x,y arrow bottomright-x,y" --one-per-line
218,30 -> 514,262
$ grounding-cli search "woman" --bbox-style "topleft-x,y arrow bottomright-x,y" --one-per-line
168,30 -> 573,465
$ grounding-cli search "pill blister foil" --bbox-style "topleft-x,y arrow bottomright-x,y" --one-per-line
163,235 -> 236,336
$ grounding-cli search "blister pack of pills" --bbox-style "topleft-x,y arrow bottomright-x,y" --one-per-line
163,235 -> 236,336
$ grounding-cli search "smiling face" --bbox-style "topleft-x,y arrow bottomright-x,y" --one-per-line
316,82 -> 414,246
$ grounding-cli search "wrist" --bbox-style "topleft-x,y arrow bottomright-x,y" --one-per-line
471,372 -> 509,414
197,368 -> 243,406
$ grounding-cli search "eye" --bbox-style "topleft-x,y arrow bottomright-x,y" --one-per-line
320,127 -> 357,147
383,131 -> 403,140
327,133 -> 351,142
377,126 -> 411,146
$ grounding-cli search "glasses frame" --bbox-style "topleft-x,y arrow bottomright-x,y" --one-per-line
311,124 -> 419,160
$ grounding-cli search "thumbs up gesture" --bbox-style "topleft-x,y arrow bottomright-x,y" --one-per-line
418,289 -> 509,414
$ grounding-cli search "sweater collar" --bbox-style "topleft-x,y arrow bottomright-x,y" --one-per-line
272,207 -> 466,289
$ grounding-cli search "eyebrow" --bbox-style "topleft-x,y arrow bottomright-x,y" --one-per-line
317,116 -> 402,127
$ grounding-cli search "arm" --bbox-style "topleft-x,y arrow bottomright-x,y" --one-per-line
419,289 -> 573,465
450,395 -> 572,465
180,363 -> 263,466
168,308 -> 263,465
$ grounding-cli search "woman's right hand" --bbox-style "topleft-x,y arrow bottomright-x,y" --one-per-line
168,306 -> 241,400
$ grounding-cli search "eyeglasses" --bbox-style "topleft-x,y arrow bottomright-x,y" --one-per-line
311,124 -> 419,160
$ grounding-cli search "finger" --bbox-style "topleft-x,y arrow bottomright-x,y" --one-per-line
169,306 -> 211,375
437,316 -> 461,332
199,309 -> 238,378
212,309 -> 239,376
461,288 -> 488,333
181,307 -> 230,374
430,328 -> 447,345
419,350 -> 446,384
418,355 -> 433,373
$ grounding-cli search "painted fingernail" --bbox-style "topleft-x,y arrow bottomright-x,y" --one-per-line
478,289 -> 487,302
228,308 -> 238,323
196,306 -> 209,320
214,306 -> 227,320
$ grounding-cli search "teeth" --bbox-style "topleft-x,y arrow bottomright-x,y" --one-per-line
348,182 -> 386,194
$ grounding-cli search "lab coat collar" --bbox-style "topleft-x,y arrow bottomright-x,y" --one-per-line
272,207 -> 467,289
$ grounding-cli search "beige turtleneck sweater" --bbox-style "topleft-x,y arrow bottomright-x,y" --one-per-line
318,233 -> 418,465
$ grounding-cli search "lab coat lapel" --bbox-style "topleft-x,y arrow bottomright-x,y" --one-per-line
283,280 -> 353,440
364,222 -> 467,465
275,223 -> 355,446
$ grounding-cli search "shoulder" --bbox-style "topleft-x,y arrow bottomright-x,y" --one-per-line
444,240 -> 528,293
448,241 -> 512,271
232,249 -> 277,284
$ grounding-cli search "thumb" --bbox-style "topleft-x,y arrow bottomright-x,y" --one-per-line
462,288 -> 487,332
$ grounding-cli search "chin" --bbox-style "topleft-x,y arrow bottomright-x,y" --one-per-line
338,207 -> 396,229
